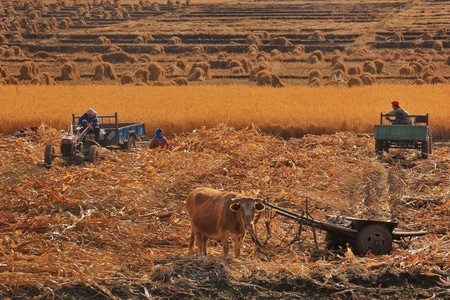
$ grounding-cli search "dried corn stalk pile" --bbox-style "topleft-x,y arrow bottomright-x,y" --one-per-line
0,124 -> 448,298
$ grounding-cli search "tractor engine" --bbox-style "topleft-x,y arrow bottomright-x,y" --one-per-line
60,134 -> 76,157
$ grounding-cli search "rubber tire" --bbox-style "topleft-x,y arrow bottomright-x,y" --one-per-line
354,224 -> 392,256
44,144 -> 55,168
375,140 -> 383,153
124,136 -> 136,150
87,145 -> 97,163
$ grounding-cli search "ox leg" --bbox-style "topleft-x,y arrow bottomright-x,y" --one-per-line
233,234 -> 243,258
201,235 -> 208,256
221,232 -> 231,258
188,230 -> 195,255
195,232 -> 206,256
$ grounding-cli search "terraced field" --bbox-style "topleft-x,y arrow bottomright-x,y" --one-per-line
1,0 -> 449,86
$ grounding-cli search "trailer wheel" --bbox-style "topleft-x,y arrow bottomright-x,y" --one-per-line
44,144 -> 55,168
375,140 -> 383,153
87,145 -> 97,163
354,224 -> 392,256
124,136 -> 136,150
421,133 -> 432,159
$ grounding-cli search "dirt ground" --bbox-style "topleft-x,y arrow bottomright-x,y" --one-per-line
0,125 -> 449,299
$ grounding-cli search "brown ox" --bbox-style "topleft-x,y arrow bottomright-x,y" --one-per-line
186,187 -> 265,258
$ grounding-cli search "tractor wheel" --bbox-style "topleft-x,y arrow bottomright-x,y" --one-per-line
124,136 -> 136,151
354,224 -> 392,256
87,145 -> 97,163
44,144 -> 55,168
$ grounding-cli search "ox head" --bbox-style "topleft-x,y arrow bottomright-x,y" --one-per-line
229,197 -> 265,232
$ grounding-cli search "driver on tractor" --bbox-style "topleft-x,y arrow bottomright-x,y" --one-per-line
78,108 -> 100,142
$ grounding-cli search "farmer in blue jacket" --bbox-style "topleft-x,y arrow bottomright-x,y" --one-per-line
78,108 -> 100,141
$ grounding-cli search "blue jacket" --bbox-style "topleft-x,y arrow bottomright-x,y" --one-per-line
78,113 -> 99,127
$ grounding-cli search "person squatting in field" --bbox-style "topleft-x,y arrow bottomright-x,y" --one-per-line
149,128 -> 171,149
78,108 -> 100,141
385,100 -> 413,125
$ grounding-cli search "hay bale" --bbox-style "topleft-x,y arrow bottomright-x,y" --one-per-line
308,50 -> 324,64
445,56 -> 450,66
135,69 -> 150,83
191,45 -> 204,55
270,37 -> 292,46
176,59 -> 190,72
258,31 -> 271,41
308,77 -> 321,87
246,35 -> 262,46
347,77 -> 363,87
256,51 -> 271,62
347,65 -> 362,75
429,75 -> 447,84
247,44 -> 259,56
19,61 -> 39,80
148,62 -> 165,81
149,44 -> 165,55
392,32 -> 404,42
173,77 -> 188,86
90,53 -> 103,64
168,36 -> 182,45
59,61 -> 81,81
240,58 -> 253,73
101,51 -> 136,63
330,54 -> 345,67
217,51 -> 228,60
421,32 -> 434,40
249,62 -> 272,81
308,70 -> 322,83
330,69 -> 348,83
32,51 -> 56,60
292,45 -> 305,55
432,40 -> 443,52
31,72 -> 54,85
230,67 -> 246,75
96,35 -> 111,44
10,46 -> 25,58
270,49 -> 282,58
0,34 -> 7,43
399,65 -> 415,76
436,27 -> 447,37
120,72 -> 136,85
11,32 -> 24,43
189,62 -> 211,80
0,65 -> 9,78
360,72 -> 375,85
332,62 -> 348,74
227,60 -> 243,69
165,64 -> 186,76
373,58 -> 387,74
256,70 -> 284,87
92,62 -> 117,81
363,61 -> 377,74
412,78 -> 426,85
310,30 -> 325,41
187,67 -> 206,81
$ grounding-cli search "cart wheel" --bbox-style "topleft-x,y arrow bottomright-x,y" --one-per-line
124,136 -> 136,150
87,145 -> 97,163
44,144 -> 55,168
354,224 -> 392,256
421,133 -> 432,159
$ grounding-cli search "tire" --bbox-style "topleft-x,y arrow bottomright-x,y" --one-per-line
124,135 -> 136,151
421,135 -> 431,159
354,224 -> 392,256
87,145 -> 97,163
375,140 -> 383,153
44,144 -> 55,168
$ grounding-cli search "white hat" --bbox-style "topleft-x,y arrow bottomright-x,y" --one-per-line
86,108 -> 97,115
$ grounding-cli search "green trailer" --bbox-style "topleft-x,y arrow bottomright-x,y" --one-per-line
374,113 -> 432,159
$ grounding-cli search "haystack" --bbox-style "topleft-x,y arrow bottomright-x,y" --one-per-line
249,62 -> 272,81
191,45 -> 204,55
373,58 -> 387,74
0,65 -> 9,78
149,44 -> 165,55
173,77 -> 188,86
19,61 -> 40,80
246,35 -> 262,46
256,70 -> 284,87
92,62 -> 117,81
240,58 -> 253,73
332,62 -> 348,74
97,35 -> 112,45
0,34 -> 7,43
429,75 -> 446,84
363,61 -> 377,74
165,64 -> 186,76
187,67 -> 206,81
189,62 -> 211,80
120,72 -> 136,85
33,51 -> 56,60
308,70 -> 322,84
309,30 -> 325,41
230,67 -> 246,75
256,51 -> 270,62
31,72 -> 55,85
217,51 -> 228,60
135,69 -> 150,83
392,32 -> 404,42
168,36 -> 182,45
330,69 -> 347,83
176,59 -> 190,72
101,51 -> 136,63
347,77 -> 363,87
59,61 -> 81,80
148,62 -> 165,81
360,73 -> 375,85
270,37 -> 292,46
292,45 -> 305,55
399,65 -> 414,76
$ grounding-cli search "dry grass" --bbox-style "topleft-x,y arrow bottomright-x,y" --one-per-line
1,85 -> 449,139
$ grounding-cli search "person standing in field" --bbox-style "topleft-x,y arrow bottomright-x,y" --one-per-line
385,101 -> 413,125
149,128 -> 171,149
78,108 -> 100,141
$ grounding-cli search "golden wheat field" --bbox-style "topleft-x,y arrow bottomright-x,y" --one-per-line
2,84 -> 450,139
1,0 -> 450,299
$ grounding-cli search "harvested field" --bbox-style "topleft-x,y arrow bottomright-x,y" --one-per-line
0,0 -> 449,86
